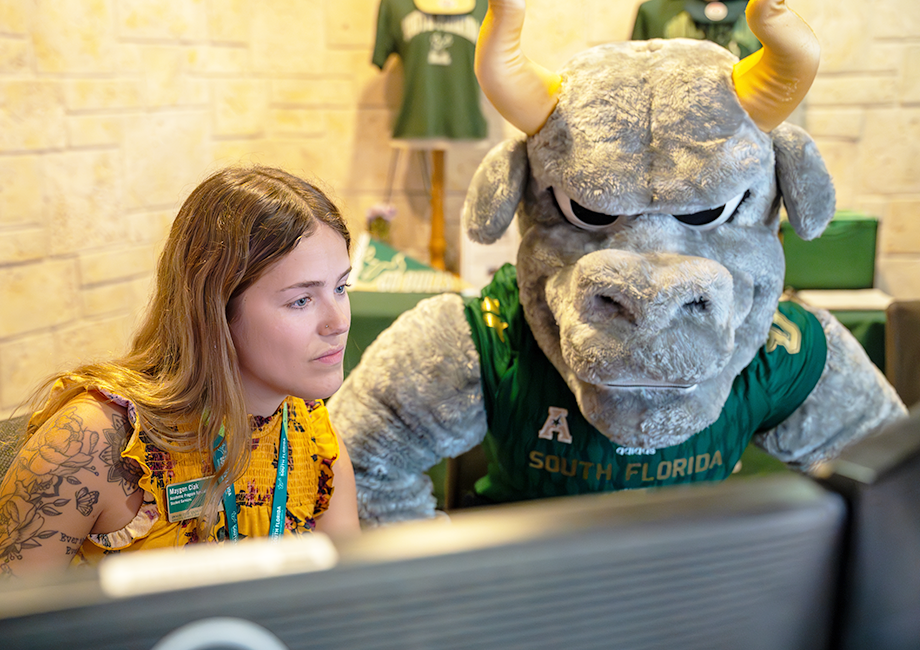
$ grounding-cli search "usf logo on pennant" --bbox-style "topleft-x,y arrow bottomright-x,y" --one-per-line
538,407 -> 572,444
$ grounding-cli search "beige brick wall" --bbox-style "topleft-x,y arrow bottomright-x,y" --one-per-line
0,0 -> 918,417
794,0 -> 920,299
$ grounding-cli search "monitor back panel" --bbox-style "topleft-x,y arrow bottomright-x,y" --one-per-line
0,475 -> 845,650
818,407 -> 920,650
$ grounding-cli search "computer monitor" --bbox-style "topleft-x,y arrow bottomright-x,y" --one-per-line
0,472 -> 845,650
815,405 -> 920,650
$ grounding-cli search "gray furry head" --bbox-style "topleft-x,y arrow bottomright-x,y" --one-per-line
463,37 -> 835,447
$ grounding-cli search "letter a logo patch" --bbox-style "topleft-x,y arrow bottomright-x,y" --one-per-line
538,407 -> 572,444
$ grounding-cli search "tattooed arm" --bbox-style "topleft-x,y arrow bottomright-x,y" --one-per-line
0,393 -> 144,579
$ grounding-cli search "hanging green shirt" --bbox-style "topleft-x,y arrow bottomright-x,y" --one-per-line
372,0 -> 488,140
631,0 -> 761,59
463,265 -> 826,503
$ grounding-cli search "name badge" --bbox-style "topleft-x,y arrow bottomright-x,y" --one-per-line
165,477 -> 221,522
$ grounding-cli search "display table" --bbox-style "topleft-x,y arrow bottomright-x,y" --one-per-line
345,290 -> 441,376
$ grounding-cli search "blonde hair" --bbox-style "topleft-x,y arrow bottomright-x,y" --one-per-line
27,166 -> 350,538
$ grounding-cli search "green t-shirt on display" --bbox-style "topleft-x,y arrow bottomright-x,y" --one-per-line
463,265 -> 827,503
372,0 -> 488,140
631,0 -> 761,59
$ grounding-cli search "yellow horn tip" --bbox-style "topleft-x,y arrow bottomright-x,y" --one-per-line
733,0 -> 820,131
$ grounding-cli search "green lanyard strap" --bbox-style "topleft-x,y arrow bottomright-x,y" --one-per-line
213,402 -> 290,541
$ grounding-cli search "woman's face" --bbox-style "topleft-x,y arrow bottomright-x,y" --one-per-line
229,223 -> 351,417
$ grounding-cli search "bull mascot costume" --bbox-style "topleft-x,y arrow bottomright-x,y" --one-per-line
329,0 -> 906,524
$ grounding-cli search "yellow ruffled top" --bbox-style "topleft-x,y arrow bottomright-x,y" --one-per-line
71,391 -> 338,566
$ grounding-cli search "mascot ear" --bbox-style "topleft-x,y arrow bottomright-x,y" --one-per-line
462,138 -> 529,244
773,123 -> 836,241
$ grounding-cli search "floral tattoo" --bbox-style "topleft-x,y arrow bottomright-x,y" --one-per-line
98,413 -> 143,496
0,406 -> 137,574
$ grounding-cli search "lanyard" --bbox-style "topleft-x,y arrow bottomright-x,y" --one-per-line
213,402 -> 289,540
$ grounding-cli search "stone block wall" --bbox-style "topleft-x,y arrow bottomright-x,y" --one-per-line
797,0 -> 920,298
0,0 -> 918,418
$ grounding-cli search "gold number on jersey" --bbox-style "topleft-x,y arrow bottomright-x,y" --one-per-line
766,310 -> 801,354
481,297 -> 509,343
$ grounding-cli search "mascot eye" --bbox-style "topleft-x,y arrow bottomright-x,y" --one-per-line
672,191 -> 747,231
552,187 -> 621,231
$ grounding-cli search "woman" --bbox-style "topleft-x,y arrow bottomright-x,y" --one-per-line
0,166 -> 359,579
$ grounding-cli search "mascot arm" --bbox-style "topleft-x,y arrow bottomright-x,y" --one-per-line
754,307 -> 907,471
328,293 -> 488,525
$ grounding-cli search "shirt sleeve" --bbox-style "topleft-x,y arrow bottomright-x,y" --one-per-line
757,302 -> 828,431
311,404 -> 340,517
372,0 -> 396,69
631,5 -> 651,40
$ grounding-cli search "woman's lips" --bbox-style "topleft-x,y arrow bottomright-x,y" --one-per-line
314,346 -> 345,365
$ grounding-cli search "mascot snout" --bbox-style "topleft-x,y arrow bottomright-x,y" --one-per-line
548,251 -> 736,388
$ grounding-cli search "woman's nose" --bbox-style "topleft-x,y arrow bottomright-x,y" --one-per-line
323,297 -> 350,336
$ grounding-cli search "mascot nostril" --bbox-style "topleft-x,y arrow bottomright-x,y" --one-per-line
684,298 -> 710,315
329,0 -> 907,524
595,294 -> 629,321
575,252 -> 735,336
588,276 -> 723,333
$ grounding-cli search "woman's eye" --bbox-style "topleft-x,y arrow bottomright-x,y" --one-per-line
552,187 -> 621,231
291,296 -> 310,308
335,283 -> 351,295
672,191 -> 747,231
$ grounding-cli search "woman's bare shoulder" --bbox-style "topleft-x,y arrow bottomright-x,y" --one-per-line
43,391 -> 141,488
24,393 -> 126,462
18,391 -> 141,496
41,389 -> 127,428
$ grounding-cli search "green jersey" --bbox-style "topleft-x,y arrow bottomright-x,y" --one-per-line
463,265 -> 827,503
372,0 -> 488,140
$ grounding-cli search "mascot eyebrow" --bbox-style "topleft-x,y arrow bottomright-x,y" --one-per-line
328,0 -> 906,525
551,187 -> 750,231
